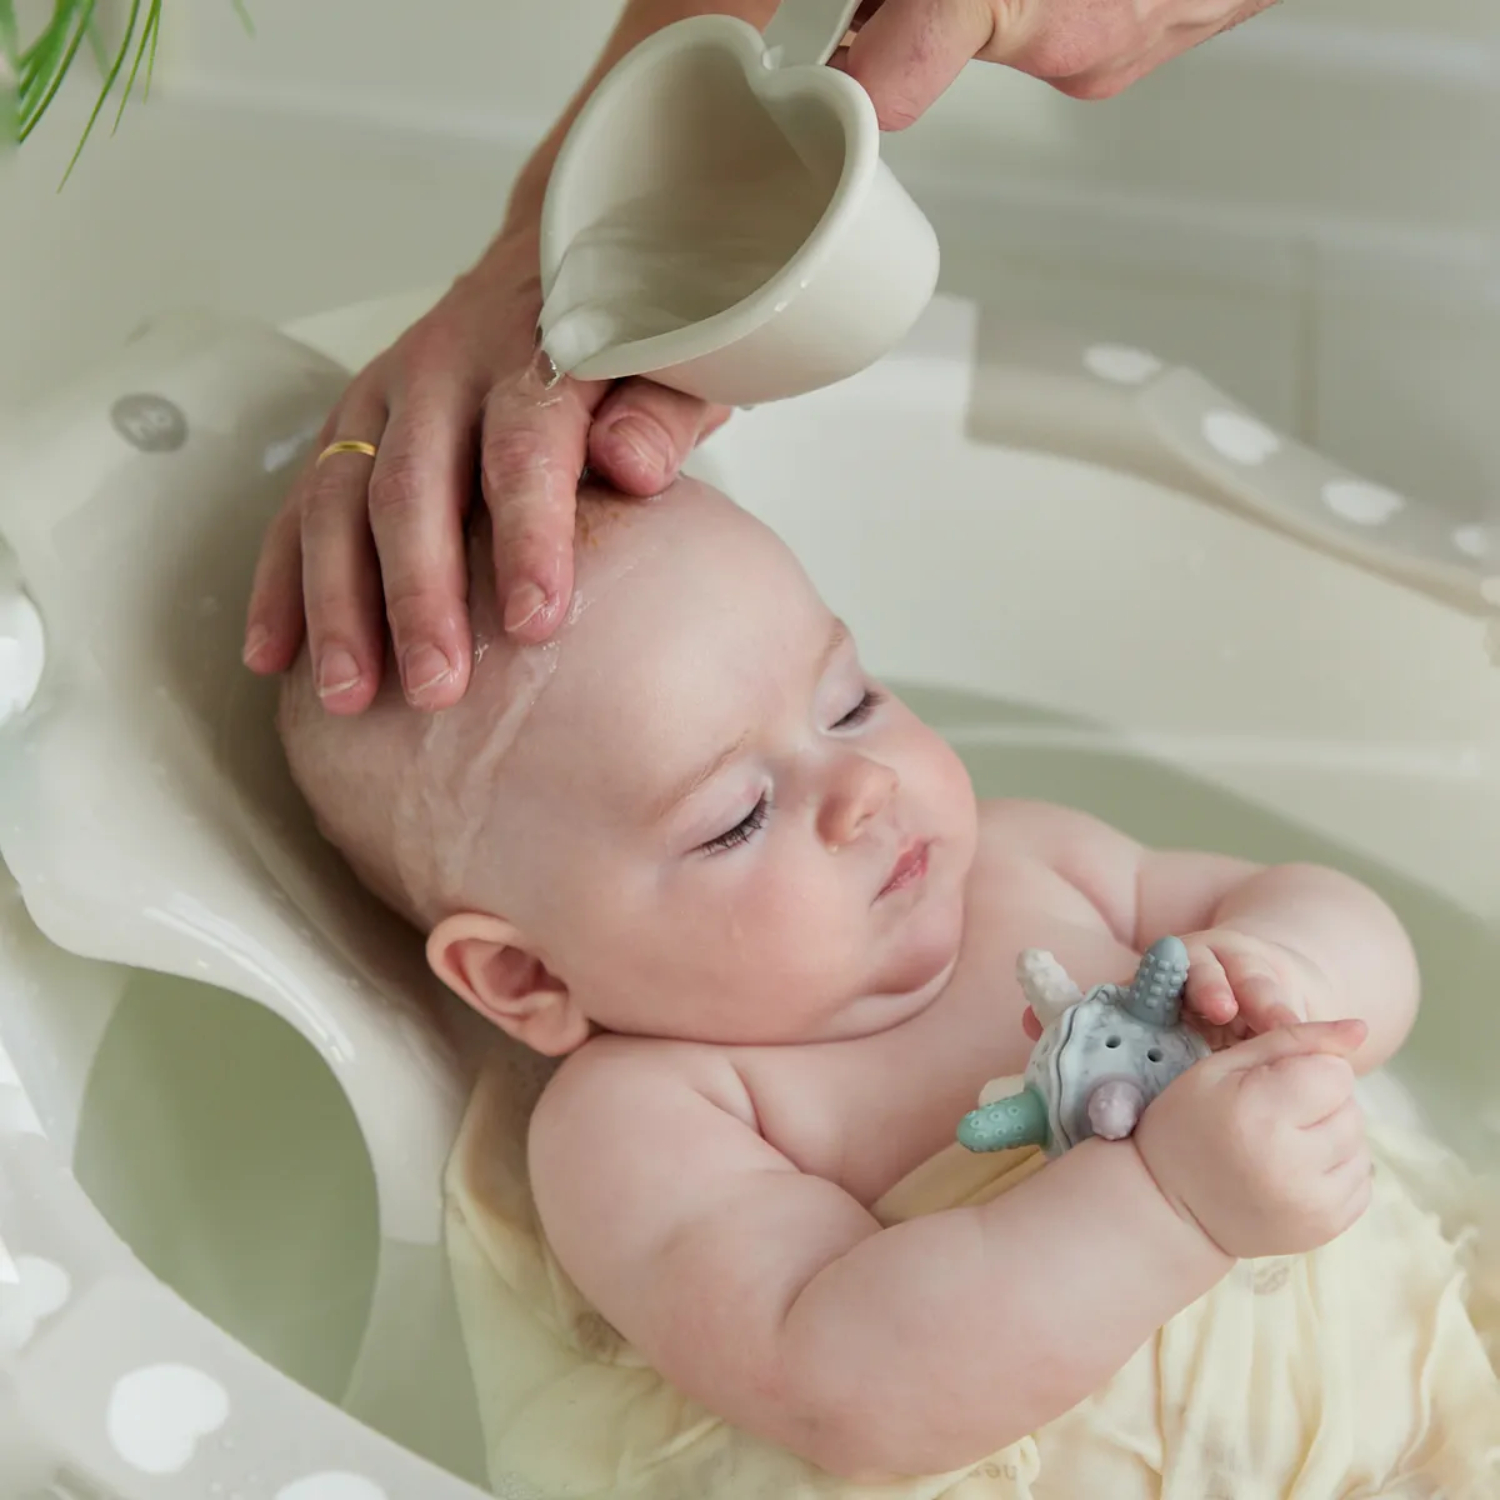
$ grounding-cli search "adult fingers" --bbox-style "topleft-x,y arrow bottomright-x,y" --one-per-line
367,374 -> 479,710
588,380 -> 732,496
296,397 -> 390,715
244,498 -> 306,675
838,0 -> 1002,131
481,364 -> 603,647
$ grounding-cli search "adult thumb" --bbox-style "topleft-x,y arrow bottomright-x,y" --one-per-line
837,0 -> 1000,131
1229,1018 -> 1367,1070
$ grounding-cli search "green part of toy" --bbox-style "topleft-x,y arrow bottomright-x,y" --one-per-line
955,1086 -> 1051,1153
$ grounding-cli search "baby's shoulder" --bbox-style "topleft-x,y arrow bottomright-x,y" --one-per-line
530,1034 -> 757,1164
527,1037 -> 788,1267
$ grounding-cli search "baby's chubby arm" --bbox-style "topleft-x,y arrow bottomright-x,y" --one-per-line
993,801 -> 1420,1071
530,1039 -> 1230,1481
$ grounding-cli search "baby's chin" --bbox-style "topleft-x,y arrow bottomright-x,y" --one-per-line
878,879 -> 968,992
811,933 -> 965,1044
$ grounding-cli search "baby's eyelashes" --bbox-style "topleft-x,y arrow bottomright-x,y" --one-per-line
831,686 -> 885,731
699,793 -> 772,855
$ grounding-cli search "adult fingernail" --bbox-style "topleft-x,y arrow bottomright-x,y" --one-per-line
605,415 -> 670,478
316,648 -> 363,699
402,643 -> 456,701
243,625 -> 271,667
504,582 -> 550,635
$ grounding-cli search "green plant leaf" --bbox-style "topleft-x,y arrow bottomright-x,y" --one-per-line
9,1 -> 252,180
0,0 -> 19,65
19,1 -> 97,142
0,1 -> 18,150
114,0 -> 161,123
59,0 -> 142,184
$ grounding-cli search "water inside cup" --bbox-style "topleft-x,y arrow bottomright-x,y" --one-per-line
539,159 -> 833,377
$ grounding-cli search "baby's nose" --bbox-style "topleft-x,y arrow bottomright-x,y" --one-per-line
818,756 -> 899,850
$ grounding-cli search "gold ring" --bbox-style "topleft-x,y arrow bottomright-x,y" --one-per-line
316,439 -> 379,468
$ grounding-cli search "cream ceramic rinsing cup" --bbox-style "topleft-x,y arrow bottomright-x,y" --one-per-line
537,0 -> 940,408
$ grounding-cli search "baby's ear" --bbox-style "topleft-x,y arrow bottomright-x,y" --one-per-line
427,914 -> 590,1057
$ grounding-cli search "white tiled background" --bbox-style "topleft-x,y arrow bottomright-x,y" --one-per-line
2,0 -> 1496,523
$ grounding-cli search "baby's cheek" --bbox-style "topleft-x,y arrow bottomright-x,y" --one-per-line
919,731 -> 979,837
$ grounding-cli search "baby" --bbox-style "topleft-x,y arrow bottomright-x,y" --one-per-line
281,477 -> 1500,1498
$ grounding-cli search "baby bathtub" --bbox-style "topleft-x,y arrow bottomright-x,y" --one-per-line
0,289 -> 1496,1498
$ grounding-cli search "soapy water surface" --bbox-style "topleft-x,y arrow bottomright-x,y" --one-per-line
540,166 -> 831,376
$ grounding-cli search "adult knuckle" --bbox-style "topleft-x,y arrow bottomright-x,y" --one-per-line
301,467 -> 356,532
1020,27 -> 1101,83
368,454 -> 426,525
382,586 -> 444,642
1055,68 -> 1128,101
398,320 -> 461,377
483,424 -> 560,505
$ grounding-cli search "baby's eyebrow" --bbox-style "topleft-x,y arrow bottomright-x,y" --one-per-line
649,618 -> 851,824
652,728 -> 752,824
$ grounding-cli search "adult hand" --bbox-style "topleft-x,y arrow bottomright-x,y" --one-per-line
244,224 -> 729,714
837,0 -> 1280,124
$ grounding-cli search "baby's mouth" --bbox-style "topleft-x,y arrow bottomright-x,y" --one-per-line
878,839 -> 931,899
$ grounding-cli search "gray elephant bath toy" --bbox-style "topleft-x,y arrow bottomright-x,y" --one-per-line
958,936 -> 1209,1158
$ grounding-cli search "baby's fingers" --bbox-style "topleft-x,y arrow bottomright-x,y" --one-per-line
1324,1147 -> 1375,1224
1233,1017 -> 1365,1066
1303,1097 -> 1367,1170
1223,946 -> 1304,1033
1247,1049 -> 1360,1127
1184,948 -> 1237,1026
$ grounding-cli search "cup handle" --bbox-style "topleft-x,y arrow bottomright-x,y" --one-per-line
762,0 -> 865,68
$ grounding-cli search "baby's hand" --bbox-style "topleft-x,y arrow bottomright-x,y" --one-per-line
1133,1019 -> 1372,1260
1178,928 -> 1333,1045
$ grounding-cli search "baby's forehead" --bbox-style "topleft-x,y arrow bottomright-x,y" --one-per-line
519,573 -> 838,797
462,479 -> 828,775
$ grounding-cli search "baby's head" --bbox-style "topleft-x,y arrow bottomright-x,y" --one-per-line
280,478 -> 977,1054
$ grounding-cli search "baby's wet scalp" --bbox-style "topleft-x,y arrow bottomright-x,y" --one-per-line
278,475 -> 775,931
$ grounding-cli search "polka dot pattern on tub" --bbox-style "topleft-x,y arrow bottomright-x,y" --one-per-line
1322,478 -> 1405,526
106,1363 -> 230,1475
1453,525 -> 1489,559
276,1474 -> 388,1500
1084,344 -> 1164,386
1202,410 -> 1281,466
